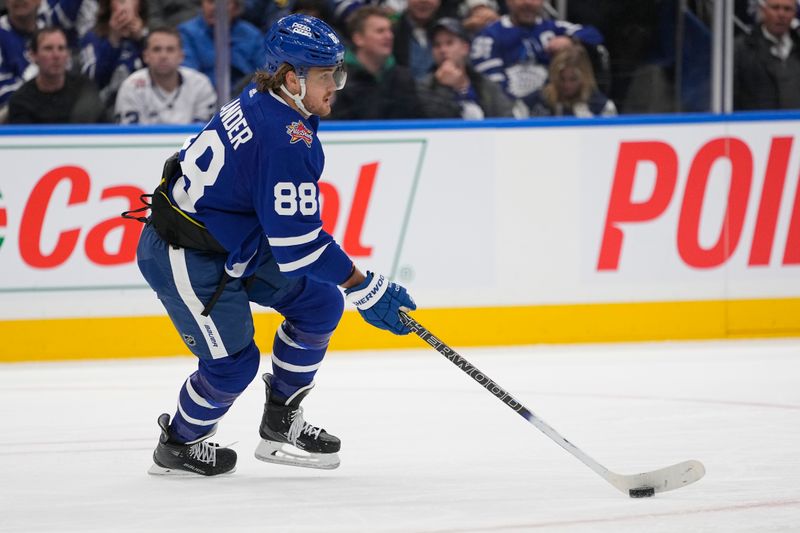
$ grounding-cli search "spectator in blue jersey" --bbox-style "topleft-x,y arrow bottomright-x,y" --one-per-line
80,0 -> 149,114
177,0 -> 264,89
8,27 -> 105,122
417,17 -> 513,119
734,0 -> 800,110
329,5 -> 425,119
469,0 -> 603,111
133,14 -> 416,477
392,0 -> 439,79
0,0 -> 86,121
526,45 -> 616,118
1,0 -> 93,42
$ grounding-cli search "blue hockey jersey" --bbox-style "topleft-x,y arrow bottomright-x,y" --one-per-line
470,15 -> 603,100
170,85 -> 353,285
0,27 -> 33,106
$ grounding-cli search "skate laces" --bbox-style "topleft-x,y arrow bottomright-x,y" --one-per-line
287,407 -> 322,444
188,441 -> 219,466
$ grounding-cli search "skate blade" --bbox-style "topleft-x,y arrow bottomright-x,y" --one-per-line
147,463 -> 237,477
254,440 -> 340,470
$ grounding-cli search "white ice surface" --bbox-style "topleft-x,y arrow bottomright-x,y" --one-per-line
1,339 -> 799,532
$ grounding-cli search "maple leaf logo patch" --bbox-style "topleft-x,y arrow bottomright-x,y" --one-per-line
286,121 -> 314,148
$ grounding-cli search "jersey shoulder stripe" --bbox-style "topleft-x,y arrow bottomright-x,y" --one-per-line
268,227 -> 322,247
277,243 -> 330,272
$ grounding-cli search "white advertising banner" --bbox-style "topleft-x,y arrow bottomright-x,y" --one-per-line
0,117 -> 798,321
484,120 -> 800,304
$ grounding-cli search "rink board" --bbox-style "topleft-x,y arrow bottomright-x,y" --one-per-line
0,298 -> 798,362
1,113 -> 799,360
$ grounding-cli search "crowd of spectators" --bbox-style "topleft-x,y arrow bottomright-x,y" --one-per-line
0,0 -> 798,125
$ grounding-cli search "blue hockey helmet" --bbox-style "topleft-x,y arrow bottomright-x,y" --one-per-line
264,14 -> 346,89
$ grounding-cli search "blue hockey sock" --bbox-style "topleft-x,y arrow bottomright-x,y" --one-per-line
170,341 -> 260,443
270,321 -> 332,401
170,372 -> 239,443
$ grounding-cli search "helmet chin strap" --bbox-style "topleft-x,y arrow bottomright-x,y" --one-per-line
280,78 -> 312,118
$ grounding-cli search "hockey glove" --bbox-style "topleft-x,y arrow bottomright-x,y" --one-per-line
345,271 -> 416,335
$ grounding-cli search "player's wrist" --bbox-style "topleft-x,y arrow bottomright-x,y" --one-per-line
344,271 -> 387,309
340,264 -> 366,289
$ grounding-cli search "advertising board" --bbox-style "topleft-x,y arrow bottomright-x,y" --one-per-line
1,115 -> 798,360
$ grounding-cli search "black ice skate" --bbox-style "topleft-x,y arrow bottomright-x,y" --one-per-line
254,373 -> 341,470
148,413 -> 237,477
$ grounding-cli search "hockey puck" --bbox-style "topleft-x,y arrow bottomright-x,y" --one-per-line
629,487 -> 655,498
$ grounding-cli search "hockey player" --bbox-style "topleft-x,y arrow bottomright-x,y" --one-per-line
134,13 -> 416,476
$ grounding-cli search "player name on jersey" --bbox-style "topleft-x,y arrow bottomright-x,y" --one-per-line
220,98 -> 253,150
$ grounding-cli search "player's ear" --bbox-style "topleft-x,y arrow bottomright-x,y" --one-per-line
284,69 -> 300,92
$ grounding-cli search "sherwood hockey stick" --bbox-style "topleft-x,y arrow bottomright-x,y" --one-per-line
398,311 -> 705,498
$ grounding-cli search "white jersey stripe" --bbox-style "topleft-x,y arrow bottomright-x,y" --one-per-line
277,243 -> 329,272
168,246 -> 228,359
271,354 -> 323,373
225,248 -> 257,278
0,80 -> 23,98
286,382 -> 315,404
276,324 -> 305,349
177,399 -> 223,426
475,58 -> 504,72
268,227 -> 322,247
52,4 -> 74,28
184,378 -> 216,409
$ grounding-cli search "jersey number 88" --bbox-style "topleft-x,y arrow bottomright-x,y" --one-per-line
274,182 -> 318,216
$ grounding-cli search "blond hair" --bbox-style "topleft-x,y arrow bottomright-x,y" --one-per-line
542,46 -> 596,109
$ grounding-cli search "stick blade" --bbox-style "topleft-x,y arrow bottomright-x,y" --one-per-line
607,460 -> 705,495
